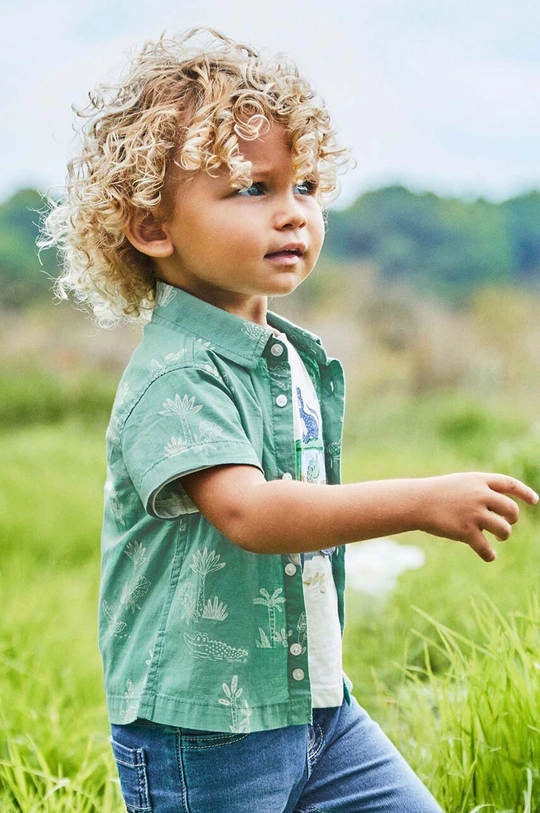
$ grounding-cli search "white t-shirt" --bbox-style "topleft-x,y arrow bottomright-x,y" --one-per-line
276,332 -> 344,708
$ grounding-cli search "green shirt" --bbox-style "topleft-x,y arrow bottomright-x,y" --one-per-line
99,282 -> 347,733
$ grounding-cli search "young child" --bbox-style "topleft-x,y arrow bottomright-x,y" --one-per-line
43,28 -> 537,813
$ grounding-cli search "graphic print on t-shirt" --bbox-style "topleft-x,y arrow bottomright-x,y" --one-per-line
295,385 -> 326,486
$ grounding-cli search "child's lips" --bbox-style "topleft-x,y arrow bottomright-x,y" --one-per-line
264,245 -> 306,264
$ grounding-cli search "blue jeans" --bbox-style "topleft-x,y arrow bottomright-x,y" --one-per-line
110,697 -> 442,812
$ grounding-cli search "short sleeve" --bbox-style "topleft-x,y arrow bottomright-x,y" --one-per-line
122,366 -> 262,519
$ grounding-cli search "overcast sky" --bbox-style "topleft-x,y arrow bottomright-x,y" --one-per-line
3,0 -> 540,207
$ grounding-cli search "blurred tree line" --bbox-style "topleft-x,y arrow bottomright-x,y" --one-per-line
1,184 -> 540,310
0,189 -> 58,308
324,185 -> 540,301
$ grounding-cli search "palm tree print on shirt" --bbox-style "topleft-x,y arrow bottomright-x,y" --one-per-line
160,393 -> 224,456
120,679 -> 139,722
253,588 -> 287,648
181,548 -> 227,622
102,540 -> 151,638
218,675 -> 251,733
160,394 -> 202,447
121,540 -> 151,613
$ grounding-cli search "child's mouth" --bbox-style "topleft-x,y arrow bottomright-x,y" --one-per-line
265,247 -> 305,263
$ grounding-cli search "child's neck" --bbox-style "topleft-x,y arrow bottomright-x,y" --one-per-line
158,274 -> 270,327
201,290 -> 269,327
239,298 -> 269,328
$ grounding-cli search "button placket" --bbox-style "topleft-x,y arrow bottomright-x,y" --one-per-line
266,348 -> 296,532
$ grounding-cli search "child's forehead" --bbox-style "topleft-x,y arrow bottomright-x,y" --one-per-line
235,123 -> 292,162
174,121 -> 299,179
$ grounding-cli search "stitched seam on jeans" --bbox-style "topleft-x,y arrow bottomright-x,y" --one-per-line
307,721 -> 324,764
175,730 -> 190,813
181,734 -> 248,751
182,733 -> 240,744
135,751 -> 151,811
115,756 -> 145,769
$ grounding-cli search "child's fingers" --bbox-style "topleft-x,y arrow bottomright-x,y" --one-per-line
482,512 -> 513,542
487,493 -> 520,525
466,529 -> 496,562
487,474 -> 539,505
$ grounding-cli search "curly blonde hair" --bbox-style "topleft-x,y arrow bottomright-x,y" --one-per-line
41,28 -> 350,325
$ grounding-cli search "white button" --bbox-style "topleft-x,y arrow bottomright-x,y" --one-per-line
292,668 -> 305,681
271,343 -> 284,356
284,563 -> 297,576
290,643 -> 302,656
282,472 -> 293,480
276,394 -> 288,407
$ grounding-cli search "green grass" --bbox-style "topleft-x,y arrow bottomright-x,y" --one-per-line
0,370 -> 117,430
0,390 -> 539,811
381,599 -> 540,812
0,422 -> 123,811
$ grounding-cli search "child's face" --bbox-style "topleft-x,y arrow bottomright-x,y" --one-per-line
154,122 -> 325,324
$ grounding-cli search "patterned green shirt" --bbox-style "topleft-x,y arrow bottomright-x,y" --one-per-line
99,282 -> 347,733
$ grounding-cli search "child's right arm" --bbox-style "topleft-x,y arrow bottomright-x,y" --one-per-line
181,465 -> 538,562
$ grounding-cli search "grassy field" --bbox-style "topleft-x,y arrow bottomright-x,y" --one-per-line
0,386 -> 538,812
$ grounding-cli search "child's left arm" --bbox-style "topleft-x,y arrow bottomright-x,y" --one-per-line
180,464 -> 538,561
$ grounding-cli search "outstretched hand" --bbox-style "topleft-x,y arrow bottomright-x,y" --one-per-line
418,473 -> 539,562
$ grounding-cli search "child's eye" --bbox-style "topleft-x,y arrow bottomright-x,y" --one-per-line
294,180 -> 316,196
235,182 -> 265,197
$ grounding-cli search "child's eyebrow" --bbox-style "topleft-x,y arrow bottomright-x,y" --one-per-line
247,164 -> 274,177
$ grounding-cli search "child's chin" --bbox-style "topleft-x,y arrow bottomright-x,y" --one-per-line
266,285 -> 299,298
267,276 -> 306,295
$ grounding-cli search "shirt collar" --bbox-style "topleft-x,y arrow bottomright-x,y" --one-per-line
151,282 -> 329,368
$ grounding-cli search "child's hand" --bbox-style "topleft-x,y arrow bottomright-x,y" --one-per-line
418,473 -> 539,562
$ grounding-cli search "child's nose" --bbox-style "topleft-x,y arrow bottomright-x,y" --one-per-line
273,196 -> 308,230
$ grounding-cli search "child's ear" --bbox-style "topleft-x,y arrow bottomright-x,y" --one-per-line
124,210 -> 174,258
